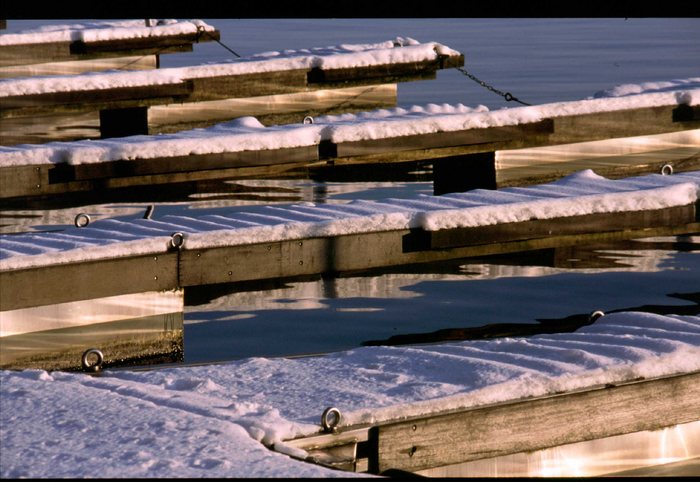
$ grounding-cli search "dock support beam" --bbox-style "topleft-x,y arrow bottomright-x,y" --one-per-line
433,151 -> 497,195
100,106 -> 149,138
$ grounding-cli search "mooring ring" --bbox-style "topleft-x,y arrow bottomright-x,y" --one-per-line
303,116 -> 314,124
74,213 -> 91,228
661,164 -> 674,175
589,310 -> 605,322
81,348 -> 104,372
321,407 -> 342,433
169,232 -> 185,250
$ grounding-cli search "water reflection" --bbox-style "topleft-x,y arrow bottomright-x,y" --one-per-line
183,236 -> 699,362
417,420 -> 700,477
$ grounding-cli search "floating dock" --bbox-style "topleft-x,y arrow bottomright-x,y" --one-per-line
280,370 -> 700,475
1,170 -> 698,369
2,105 -> 699,201
1,30 -> 463,144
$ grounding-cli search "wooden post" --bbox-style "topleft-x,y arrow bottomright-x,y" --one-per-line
433,151 -> 497,195
99,106 -> 149,138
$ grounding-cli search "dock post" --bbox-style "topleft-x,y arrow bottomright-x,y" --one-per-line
433,151 -> 497,195
99,107 -> 149,138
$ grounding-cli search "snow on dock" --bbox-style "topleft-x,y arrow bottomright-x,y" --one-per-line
1,78 -> 698,199
1,310 -> 699,477
1,168 -> 698,283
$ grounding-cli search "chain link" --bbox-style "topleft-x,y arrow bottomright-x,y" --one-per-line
456,67 -> 530,106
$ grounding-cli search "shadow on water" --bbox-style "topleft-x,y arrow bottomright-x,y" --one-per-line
362,291 -> 700,347
182,236 -> 700,362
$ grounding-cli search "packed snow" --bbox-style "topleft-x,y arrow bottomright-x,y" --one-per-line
1,311 -> 699,478
0,19 -> 217,46
0,35 -> 459,97
1,169 -> 698,271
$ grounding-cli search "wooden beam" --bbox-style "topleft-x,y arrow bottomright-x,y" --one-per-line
372,371 -> 700,473
0,145 -> 318,199
0,82 -> 193,118
0,30 -> 221,68
0,253 -> 179,312
283,372 -> 700,474
2,220 -> 697,311
409,205 -> 697,250
328,120 -> 554,159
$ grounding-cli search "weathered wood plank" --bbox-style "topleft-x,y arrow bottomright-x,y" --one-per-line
550,105 -> 700,143
0,82 -> 193,117
0,253 -> 179,311
307,55 -> 464,86
0,31 -> 221,68
415,205 -> 697,250
2,221 -> 698,311
47,146 -> 319,182
373,371 -> 700,473
0,164 -> 47,198
0,43 -> 72,68
0,145 -> 318,199
329,120 -> 554,158
68,30 -> 220,55
187,70 -> 310,101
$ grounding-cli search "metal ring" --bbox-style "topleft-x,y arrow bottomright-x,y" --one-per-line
504,93 -> 514,102
169,232 -> 185,250
81,348 -> 104,372
321,407 -> 342,433
661,164 -> 674,175
303,116 -> 314,124
74,213 -> 91,228
589,310 -> 605,322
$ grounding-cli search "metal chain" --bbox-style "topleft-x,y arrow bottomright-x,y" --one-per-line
456,67 -> 530,106
195,25 -> 242,58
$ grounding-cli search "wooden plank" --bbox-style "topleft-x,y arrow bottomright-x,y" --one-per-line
550,105 -> 700,143
0,157 -> 317,200
2,221 -> 698,311
178,215 -> 699,289
373,371 -> 700,473
0,42 -> 73,68
330,121 -> 554,159
0,253 -> 179,311
188,70 -> 310,101
68,30 -> 220,55
307,55 -> 464,85
417,205 -> 697,250
0,31 -> 220,67
45,146 -> 318,183
0,82 -> 193,117
0,164 -> 47,198
179,237 -> 337,288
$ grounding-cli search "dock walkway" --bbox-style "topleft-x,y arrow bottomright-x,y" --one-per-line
0,19 -> 221,70
0,32 -> 463,142
2,169 -> 698,312
2,87 -> 699,200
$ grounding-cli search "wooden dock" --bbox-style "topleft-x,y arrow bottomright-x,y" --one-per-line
2,107 -> 699,202
2,170 -> 698,313
0,20 -> 221,70
0,33 -> 464,143
3,164 -> 697,371
1,21 -> 699,375
279,370 -> 700,475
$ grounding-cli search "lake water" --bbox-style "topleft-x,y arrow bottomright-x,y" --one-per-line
1,18 -> 699,363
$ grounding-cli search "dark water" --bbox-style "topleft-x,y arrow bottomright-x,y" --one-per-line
2,19 -> 699,363
181,235 -> 700,362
